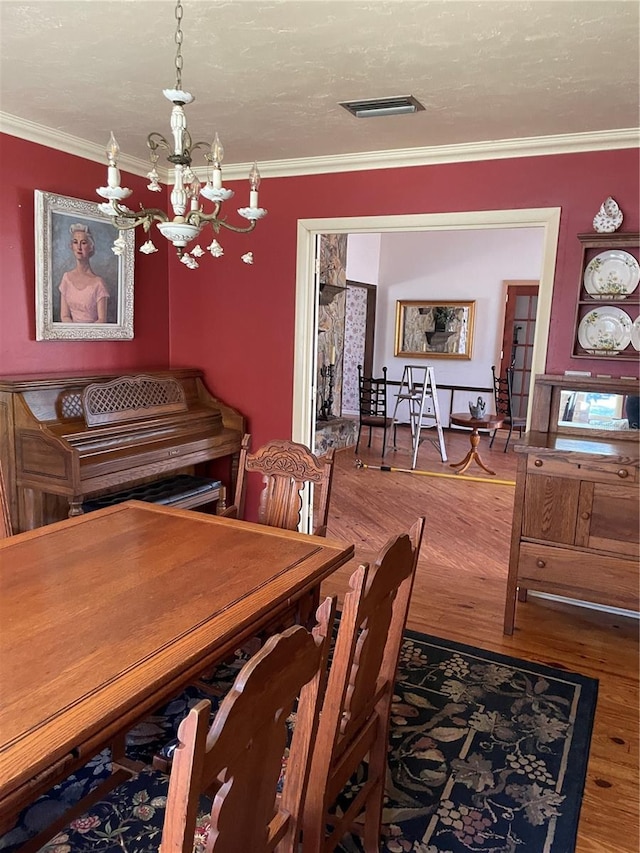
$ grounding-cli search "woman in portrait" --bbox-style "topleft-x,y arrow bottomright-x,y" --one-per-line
59,223 -> 109,323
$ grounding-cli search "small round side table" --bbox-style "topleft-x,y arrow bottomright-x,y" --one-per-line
449,413 -> 504,476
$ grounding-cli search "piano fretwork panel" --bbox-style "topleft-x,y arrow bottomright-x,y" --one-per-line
0,368 -> 245,533
60,392 -> 84,420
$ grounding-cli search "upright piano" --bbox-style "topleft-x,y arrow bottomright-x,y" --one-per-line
0,368 -> 245,533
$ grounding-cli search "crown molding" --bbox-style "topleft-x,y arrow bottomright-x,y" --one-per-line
0,112 -> 149,179
258,128 -> 640,177
1,111 -> 637,182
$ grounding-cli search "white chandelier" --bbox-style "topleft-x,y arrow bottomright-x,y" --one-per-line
96,0 -> 266,269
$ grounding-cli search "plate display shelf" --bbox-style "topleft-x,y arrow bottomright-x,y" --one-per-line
572,231 -> 639,360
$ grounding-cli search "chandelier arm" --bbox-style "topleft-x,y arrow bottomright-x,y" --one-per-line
147,132 -> 172,154
112,205 -> 170,230
213,218 -> 258,235
185,209 -> 256,235
187,205 -> 220,224
190,140 -> 213,154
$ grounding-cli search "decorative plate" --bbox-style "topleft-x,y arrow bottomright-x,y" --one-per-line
577,306 -> 632,355
583,250 -> 640,299
631,315 -> 640,352
592,196 -> 623,233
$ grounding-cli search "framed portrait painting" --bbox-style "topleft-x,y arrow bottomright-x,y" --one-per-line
35,190 -> 134,340
395,300 -> 475,359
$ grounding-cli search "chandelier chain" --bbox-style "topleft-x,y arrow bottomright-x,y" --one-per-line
174,0 -> 184,90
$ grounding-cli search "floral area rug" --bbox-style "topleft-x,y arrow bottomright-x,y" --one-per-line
0,632 -> 597,853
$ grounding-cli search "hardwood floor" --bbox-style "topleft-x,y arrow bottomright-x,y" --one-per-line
321,425 -> 639,853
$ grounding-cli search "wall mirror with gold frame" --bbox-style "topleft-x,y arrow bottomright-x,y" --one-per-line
394,300 -> 475,359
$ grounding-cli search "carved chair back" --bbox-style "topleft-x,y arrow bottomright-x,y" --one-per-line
223,434 -> 335,537
0,463 -> 12,538
162,598 -> 336,853
302,517 -> 426,852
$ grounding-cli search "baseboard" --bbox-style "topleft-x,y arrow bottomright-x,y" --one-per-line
529,591 -> 639,619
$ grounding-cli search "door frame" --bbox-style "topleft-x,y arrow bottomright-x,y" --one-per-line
293,208 -> 561,448
499,280 -> 539,421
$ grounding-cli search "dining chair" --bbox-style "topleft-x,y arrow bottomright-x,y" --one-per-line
302,516 -> 425,853
0,462 -> 12,538
489,364 -> 526,452
356,364 -> 394,457
38,598 -> 336,853
221,433 -> 335,537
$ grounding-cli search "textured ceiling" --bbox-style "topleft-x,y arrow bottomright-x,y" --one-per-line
0,0 -> 638,172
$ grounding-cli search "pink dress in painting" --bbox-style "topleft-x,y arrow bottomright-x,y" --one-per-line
59,274 -> 109,323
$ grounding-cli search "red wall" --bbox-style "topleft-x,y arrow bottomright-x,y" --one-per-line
1,133 -> 636,444
0,134 -> 170,376
169,148 -> 639,447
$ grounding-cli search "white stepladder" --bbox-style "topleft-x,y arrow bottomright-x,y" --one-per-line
391,366 -> 447,469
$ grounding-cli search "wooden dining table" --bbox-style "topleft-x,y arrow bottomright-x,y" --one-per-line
0,500 -> 354,830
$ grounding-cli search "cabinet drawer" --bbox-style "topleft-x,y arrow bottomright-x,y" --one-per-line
518,542 -> 639,611
526,454 -> 637,484
579,458 -> 637,484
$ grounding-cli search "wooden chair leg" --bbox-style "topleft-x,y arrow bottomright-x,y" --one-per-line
111,732 -> 145,775
362,757 -> 387,852
489,428 -> 497,448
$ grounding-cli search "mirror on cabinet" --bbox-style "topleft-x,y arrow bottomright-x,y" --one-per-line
557,389 -> 639,432
528,374 -> 640,440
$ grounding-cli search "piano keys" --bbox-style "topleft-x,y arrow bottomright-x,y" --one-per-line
0,368 -> 245,533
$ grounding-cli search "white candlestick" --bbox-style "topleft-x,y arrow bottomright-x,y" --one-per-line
330,345 -> 336,364
107,165 -> 120,189
250,189 -> 259,208
213,169 -> 222,190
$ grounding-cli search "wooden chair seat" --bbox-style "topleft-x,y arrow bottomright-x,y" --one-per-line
36,601 -> 336,853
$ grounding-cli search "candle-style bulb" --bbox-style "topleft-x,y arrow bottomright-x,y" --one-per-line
249,162 -> 261,191
106,132 -> 120,165
190,176 -> 201,210
211,133 -> 224,167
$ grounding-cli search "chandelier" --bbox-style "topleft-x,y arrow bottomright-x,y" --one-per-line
96,0 -> 266,269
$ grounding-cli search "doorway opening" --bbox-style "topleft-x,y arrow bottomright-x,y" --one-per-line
293,209 -> 561,454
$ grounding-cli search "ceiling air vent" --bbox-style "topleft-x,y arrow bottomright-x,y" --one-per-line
339,95 -> 424,118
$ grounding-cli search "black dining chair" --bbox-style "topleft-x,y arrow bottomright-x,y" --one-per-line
489,365 -> 526,452
356,365 -> 394,457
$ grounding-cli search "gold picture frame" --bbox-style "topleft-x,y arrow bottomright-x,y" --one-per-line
395,300 -> 475,359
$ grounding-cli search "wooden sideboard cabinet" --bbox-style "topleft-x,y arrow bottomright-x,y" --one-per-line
504,374 -> 639,634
